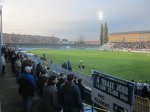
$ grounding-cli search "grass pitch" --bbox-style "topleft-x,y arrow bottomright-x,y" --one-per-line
29,49 -> 150,83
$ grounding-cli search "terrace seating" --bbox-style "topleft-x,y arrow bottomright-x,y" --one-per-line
111,41 -> 150,49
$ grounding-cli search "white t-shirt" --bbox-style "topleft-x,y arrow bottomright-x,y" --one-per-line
137,82 -> 143,90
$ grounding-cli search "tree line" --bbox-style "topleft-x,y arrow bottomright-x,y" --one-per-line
100,22 -> 108,46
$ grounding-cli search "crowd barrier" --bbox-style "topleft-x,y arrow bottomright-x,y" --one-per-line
134,95 -> 150,112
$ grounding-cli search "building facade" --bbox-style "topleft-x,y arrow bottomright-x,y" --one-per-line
3,33 -> 60,45
109,30 -> 150,42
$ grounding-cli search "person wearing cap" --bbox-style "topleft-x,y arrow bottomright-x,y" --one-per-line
18,66 -> 37,112
58,73 -> 83,112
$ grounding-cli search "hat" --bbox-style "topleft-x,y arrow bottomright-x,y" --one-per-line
25,66 -> 32,72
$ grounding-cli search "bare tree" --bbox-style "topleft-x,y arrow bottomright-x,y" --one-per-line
76,35 -> 85,48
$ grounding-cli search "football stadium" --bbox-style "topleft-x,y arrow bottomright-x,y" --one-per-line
1,1 -> 150,112
1,30 -> 150,112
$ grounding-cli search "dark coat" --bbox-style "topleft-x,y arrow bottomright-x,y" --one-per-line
56,78 -> 65,89
19,73 -> 36,96
43,85 -> 62,112
37,74 -> 48,96
58,82 -> 83,112
77,83 -> 85,100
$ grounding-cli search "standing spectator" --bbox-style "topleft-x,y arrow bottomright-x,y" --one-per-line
43,75 -> 61,112
11,54 -> 17,73
47,67 -> 53,77
1,47 -> 4,54
4,48 -> 8,63
142,81 -> 149,98
21,59 -> 32,73
32,60 -> 37,76
37,67 -> 49,97
147,83 -> 150,99
35,63 -> 42,78
15,57 -> 21,83
91,68 -> 95,79
67,61 -> 72,71
58,74 -> 83,112
73,76 -> 78,85
77,79 -> 85,101
18,66 -> 37,112
137,80 -> 143,96
131,80 -> 137,95
56,73 -> 66,89
1,53 -> 6,74
47,67 -> 50,74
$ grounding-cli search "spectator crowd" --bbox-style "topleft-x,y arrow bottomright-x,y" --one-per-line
136,80 -> 150,98
112,41 -> 150,49
1,46 -> 85,112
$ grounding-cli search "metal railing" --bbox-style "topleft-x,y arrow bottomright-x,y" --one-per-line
134,95 -> 150,112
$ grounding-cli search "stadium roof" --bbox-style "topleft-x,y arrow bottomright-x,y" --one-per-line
109,30 -> 150,35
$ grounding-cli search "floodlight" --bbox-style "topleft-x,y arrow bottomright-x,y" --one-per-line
98,11 -> 103,21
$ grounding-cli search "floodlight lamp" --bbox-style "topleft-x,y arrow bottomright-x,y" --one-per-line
98,11 -> 103,21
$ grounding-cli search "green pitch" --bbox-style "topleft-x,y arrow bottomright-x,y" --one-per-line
29,49 -> 150,83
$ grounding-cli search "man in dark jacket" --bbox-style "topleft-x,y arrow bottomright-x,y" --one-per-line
19,66 -> 37,112
58,74 -> 83,112
37,67 -> 49,97
77,79 -> 85,101
56,73 -> 66,89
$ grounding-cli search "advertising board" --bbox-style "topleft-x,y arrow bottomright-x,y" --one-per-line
91,71 -> 135,112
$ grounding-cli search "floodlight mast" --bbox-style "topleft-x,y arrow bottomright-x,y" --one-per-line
0,0 -> 4,74
98,11 -> 103,47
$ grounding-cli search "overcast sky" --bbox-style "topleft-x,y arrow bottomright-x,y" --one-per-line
2,0 -> 150,40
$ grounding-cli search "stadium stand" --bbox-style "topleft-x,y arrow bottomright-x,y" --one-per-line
111,41 -> 150,49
